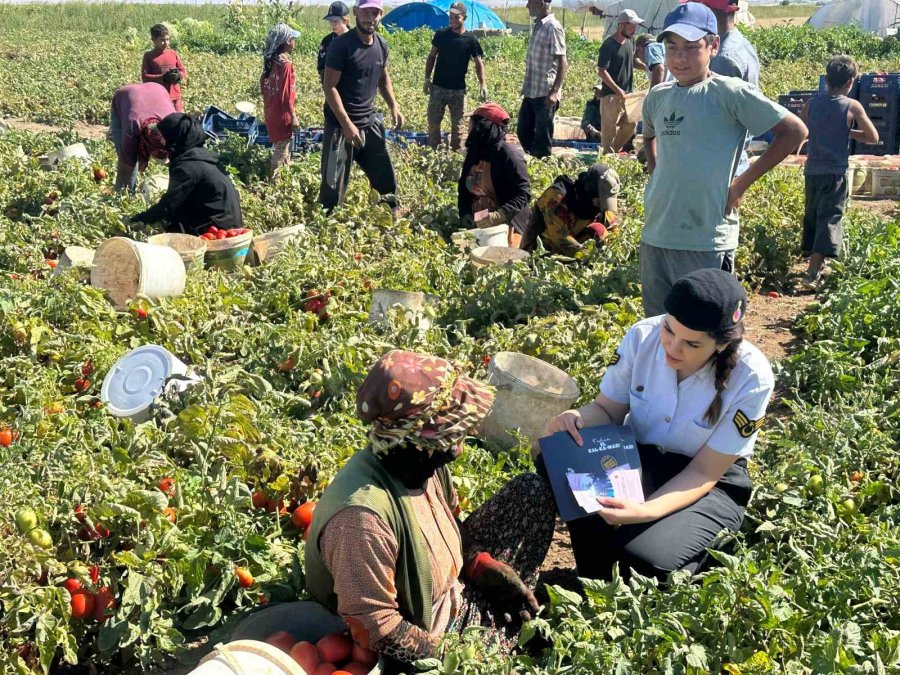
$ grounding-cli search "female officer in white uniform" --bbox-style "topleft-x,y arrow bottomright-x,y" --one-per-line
542,269 -> 774,580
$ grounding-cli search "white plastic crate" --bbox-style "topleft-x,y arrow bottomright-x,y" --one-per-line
871,168 -> 900,198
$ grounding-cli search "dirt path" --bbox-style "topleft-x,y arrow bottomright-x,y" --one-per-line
3,118 -> 108,140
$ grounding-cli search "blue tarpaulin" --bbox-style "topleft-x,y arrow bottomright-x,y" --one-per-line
381,0 -> 506,32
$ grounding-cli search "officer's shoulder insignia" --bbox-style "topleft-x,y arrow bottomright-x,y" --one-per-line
609,352 -> 621,367
733,409 -> 765,438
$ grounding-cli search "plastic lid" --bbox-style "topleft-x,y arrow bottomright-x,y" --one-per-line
100,345 -> 175,418
235,101 -> 257,115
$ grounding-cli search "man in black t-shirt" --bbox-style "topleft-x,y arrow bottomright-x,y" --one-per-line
423,2 -> 486,151
597,9 -> 644,154
317,1 -> 350,84
320,0 -> 404,212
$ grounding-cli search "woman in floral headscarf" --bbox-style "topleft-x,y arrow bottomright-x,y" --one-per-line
109,83 -> 174,192
305,351 -> 555,672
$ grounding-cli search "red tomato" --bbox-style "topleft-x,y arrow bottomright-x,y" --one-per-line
251,490 -> 267,509
341,664 -> 370,675
289,641 -> 319,672
0,428 -> 13,447
95,523 -> 111,538
158,477 -> 175,496
70,589 -> 95,620
216,231 -> 227,240
266,630 -> 296,654
62,578 -> 82,593
89,565 -> 100,584
226,230 -> 239,238
767,291 -> 781,299
235,567 -> 253,588
74,504 -> 86,522
291,501 -> 316,531
351,643 -> 378,668
314,663 -> 337,675
92,586 -> 116,622
208,226 -> 219,235
317,633 -> 352,665
135,308 -> 148,319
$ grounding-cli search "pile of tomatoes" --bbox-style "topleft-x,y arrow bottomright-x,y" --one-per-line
198,226 -> 251,241
266,629 -> 377,675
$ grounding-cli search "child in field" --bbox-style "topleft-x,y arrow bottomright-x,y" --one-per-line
800,56 -> 878,288
142,24 -> 187,113
261,23 -> 300,177
639,3 -> 807,316
318,1 -> 350,84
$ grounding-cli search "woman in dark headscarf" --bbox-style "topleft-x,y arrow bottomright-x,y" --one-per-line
519,162 -> 621,256
457,104 -> 531,245
305,351 -> 555,673
131,113 -> 242,235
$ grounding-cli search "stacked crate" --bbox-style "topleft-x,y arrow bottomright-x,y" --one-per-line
777,90 -> 818,155
852,74 -> 900,155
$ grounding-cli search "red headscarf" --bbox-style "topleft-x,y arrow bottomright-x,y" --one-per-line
136,118 -> 169,171
472,103 -> 510,128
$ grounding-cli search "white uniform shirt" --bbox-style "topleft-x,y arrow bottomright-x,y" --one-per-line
600,316 -> 774,459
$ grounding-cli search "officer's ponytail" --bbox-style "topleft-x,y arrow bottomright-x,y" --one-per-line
704,323 -> 744,425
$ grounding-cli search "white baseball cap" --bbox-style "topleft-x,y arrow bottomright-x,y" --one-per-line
618,9 -> 645,24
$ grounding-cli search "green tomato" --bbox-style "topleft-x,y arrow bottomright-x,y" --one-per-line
27,528 -> 53,550
775,482 -> 789,493
807,475 -> 825,495
15,508 -> 37,534
839,498 -> 858,518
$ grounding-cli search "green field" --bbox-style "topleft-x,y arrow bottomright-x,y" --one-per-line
1,3 -> 900,674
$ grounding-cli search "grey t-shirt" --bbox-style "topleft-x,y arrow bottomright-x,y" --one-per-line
641,76 -> 786,251
718,28 -> 760,87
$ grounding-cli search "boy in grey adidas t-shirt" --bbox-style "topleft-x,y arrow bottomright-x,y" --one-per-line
639,3 -> 807,317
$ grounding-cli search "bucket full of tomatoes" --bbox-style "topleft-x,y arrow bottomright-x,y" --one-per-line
228,601 -> 382,675
200,226 -> 253,271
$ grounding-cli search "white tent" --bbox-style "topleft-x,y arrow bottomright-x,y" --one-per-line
562,0 -> 754,35
807,0 -> 900,36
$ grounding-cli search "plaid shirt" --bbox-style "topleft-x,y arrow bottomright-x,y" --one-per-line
521,14 -> 567,99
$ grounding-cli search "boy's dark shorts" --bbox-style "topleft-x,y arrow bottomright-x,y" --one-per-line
802,173 -> 848,258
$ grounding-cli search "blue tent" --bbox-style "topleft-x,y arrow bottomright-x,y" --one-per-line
381,0 -> 506,32
382,3 -> 450,32
430,0 -> 506,31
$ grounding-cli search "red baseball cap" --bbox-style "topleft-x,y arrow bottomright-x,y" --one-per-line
683,0 -> 739,14
472,103 -> 510,127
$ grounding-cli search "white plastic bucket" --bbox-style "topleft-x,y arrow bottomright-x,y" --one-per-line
100,344 -> 202,422
470,246 -> 530,268
148,233 -> 207,271
250,225 -> 305,265
451,224 -> 509,252
52,246 -> 95,281
91,237 -> 186,310
227,602 -> 382,675
191,640 -> 304,675
205,230 -> 254,271
141,174 -> 169,201
480,352 -> 580,447
41,143 -> 92,169
368,289 -> 437,329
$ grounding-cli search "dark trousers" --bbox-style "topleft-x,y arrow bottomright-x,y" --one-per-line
802,173 -> 848,258
541,445 -> 751,582
517,96 -> 557,159
318,117 -> 398,211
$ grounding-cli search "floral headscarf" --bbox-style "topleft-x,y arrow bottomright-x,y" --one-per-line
357,351 -> 495,456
